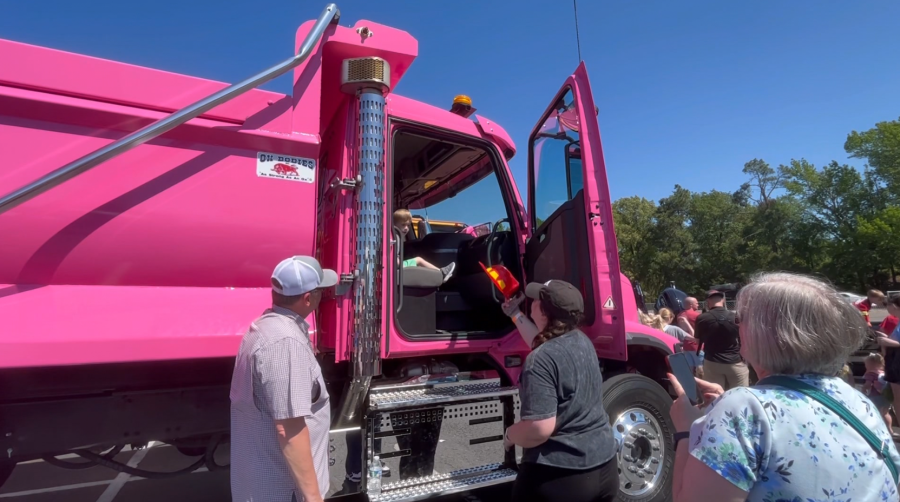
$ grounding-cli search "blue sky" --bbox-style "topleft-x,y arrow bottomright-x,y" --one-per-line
3,0 -> 899,226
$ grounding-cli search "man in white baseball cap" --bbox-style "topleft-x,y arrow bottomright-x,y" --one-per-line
230,256 -> 338,502
270,255 -> 339,298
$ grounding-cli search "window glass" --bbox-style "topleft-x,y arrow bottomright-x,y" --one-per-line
420,169 -> 508,230
531,88 -> 583,228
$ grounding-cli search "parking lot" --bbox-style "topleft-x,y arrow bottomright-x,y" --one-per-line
0,418 -> 505,502
0,443 -> 231,502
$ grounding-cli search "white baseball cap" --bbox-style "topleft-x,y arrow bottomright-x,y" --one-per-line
271,256 -> 338,296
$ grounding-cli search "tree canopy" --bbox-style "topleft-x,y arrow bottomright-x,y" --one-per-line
613,117 -> 900,299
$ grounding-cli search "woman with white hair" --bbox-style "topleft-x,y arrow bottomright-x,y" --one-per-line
668,272 -> 900,502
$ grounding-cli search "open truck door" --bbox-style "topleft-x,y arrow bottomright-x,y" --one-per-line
525,62 -> 626,361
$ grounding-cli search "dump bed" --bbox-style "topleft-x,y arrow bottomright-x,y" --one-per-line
0,15 -> 421,369
0,38 -> 318,368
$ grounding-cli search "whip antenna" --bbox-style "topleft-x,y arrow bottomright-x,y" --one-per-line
573,0 -> 583,62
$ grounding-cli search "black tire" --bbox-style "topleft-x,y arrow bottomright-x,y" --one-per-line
176,446 -> 206,457
0,461 -> 14,489
602,374 -> 674,502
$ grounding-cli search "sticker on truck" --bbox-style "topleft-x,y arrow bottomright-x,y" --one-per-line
257,152 -> 316,183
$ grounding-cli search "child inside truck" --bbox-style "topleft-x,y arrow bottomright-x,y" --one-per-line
392,209 -> 456,283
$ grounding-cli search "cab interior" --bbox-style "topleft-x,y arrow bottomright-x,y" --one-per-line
390,129 -> 522,338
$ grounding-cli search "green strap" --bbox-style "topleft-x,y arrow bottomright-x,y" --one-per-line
758,375 -> 899,484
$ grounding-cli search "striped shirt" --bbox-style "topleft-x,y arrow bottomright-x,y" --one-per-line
230,306 -> 331,502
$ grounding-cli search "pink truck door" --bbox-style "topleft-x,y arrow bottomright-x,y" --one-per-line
524,62 -> 626,361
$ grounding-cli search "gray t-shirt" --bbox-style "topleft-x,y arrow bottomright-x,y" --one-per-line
519,329 -> 617,469
230,307 -> 331,502
664,324 -> 688,342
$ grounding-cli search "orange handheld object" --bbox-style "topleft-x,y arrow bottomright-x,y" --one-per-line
479,262 -> 521,300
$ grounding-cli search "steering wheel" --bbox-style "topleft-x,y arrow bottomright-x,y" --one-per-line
486,217 -> 510,304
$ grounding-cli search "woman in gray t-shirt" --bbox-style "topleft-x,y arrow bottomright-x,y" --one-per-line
501,280 -> 619,502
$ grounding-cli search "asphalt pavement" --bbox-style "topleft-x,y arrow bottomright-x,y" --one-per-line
0,443 -> 231,502
0,419 -> 505,502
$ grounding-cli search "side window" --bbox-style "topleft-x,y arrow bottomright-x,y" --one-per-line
531,88 -> 582,229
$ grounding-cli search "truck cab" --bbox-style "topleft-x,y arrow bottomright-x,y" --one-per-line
0,5 -> 677,501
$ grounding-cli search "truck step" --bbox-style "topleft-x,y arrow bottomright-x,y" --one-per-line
369,380 -> 518,411
369,463 -> 517,502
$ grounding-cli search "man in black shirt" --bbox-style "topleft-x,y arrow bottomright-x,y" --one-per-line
696,290 -> 748,390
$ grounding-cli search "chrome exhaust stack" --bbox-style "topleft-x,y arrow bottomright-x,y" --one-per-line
334,56 -> 391,429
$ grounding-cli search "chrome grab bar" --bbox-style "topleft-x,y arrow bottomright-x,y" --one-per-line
0,3 -> 340,216
486,218 -> 509,304
392,226 -> 404,313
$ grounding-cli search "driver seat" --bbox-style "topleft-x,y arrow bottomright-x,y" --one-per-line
398,267 -> 443,335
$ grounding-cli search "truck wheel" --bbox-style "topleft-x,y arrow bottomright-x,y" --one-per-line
602,374 -> 674,502
0,462 -> 14,489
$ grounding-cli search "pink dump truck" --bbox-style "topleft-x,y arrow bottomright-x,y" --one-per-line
0,4 -> 679,501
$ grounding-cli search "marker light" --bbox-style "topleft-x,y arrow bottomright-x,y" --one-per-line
453,95 -> 472,106
450,95 -> 476,118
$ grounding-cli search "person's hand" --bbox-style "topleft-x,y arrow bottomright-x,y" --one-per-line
503,429 -> 514,450
695,377 -> 724,405
667,372 -> 706,432
501,293 -> 526,317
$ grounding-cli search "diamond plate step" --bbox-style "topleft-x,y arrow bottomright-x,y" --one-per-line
369,463 -> 516,502
369,381 -> 518,411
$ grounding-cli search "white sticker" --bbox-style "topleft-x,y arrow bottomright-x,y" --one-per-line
256,152 -> 316,183
603,296 -> 615,309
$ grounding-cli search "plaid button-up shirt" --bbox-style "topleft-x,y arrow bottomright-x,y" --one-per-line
230,306 -> 331,502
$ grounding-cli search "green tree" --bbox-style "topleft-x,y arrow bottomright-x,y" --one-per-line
735,159 -> 808,275
651,186 -> 699,295
781,159 -> 870,237
857,206 -> 900,286
687,189 -> 750,289
845,117 -> 900,198
741,158 -> 786,208
780,159 -> 879,289
612,197 -> 661,293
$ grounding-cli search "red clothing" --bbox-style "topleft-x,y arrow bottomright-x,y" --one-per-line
677,309 -> 701,351
855,299 -> 873,326
881,315 -> 899,335
679,309 -> 700,327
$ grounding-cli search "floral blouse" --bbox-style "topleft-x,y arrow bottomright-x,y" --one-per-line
688,374 -> 900,502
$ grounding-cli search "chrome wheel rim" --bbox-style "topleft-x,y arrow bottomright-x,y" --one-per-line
612,407 -> 665,497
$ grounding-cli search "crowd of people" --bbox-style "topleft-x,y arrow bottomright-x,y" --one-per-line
225,252 -> 900,502
504,275 -> 900,501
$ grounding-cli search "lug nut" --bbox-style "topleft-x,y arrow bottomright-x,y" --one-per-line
624,442 -> 634,448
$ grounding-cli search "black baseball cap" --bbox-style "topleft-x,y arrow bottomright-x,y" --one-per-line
525,280 -> 584,321
706,289 -> 725,300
